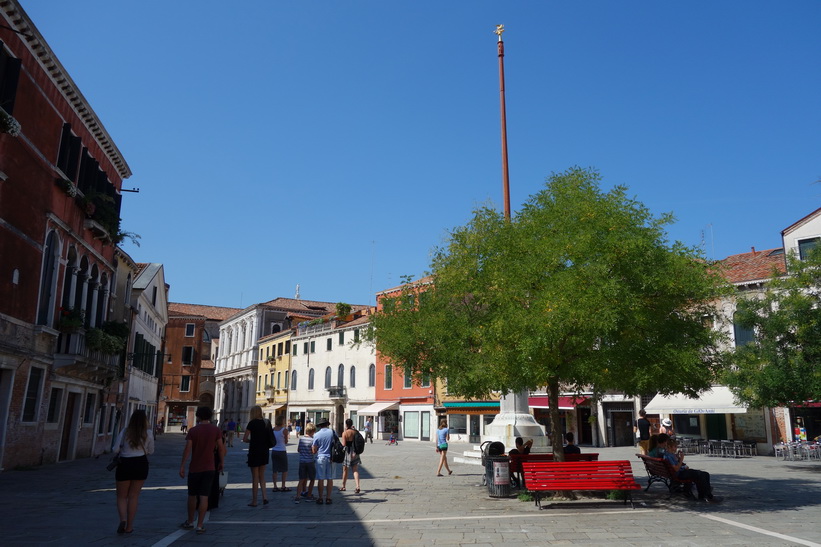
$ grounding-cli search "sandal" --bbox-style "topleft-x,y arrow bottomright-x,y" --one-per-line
262,499 -> 269,505
339,487 -> 346,491
325,498 -> 333,504
316,498 -> 324,505
271,487 -> 280,492
355,488 -> 360,494
281,487 -> 292,492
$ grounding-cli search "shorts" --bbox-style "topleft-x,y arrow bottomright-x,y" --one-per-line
315,456 -> 335,480
298,461 -> 316,481
187,470 -> 215,497
344,449 -> 361,468
271,450 -> 288,472
438,443 -> 448,452
115,455 -> 149,482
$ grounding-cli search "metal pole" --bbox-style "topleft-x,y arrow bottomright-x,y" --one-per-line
496,25 -> 511,220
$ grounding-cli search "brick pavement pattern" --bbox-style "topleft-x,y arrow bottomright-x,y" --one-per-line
0,433 -> 819,546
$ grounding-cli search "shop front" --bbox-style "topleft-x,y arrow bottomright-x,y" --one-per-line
358,401 -> 399,440
442,402 -> 500,443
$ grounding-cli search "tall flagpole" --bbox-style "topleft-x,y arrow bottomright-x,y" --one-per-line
484,25 -> 548,452
495,24 -> 512,220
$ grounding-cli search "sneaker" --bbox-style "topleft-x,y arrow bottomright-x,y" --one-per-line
195,527 -> 206,535
180,521 -> 194,530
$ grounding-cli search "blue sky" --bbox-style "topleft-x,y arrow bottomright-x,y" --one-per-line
21,1 -> 821,308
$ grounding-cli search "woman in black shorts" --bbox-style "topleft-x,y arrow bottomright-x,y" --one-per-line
114,409 -> 155,534
243,405 -> 272,506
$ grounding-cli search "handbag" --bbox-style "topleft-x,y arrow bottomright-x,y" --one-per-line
106,454 -> 120,471
107,434 -> 125,471
331,431 -> 345,463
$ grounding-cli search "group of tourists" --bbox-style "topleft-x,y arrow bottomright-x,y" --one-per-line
111,407 -> 369,535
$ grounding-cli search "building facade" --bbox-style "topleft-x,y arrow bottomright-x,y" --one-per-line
0,1 -> 133,469
162,302 -> 240,432
215,298 -> 357,426
288,310 -> 376,434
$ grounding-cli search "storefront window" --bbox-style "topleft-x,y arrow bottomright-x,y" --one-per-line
404,411 -> 419,438
449,414 -> 467,434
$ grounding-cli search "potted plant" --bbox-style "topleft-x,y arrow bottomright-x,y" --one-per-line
57,307 -> 84,331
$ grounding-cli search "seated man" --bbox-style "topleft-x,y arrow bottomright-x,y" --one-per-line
563,432 -> 581,454
507,437 -> 533,456
508,437 -> 533,487
655,433 -> 721,503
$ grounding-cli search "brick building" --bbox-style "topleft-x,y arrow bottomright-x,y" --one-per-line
0,1 -> 133,469
160,303 -> 240,432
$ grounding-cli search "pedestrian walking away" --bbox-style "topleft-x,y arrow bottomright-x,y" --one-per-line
179,406 -> 225,535
295,422 -> 317,503
271,415 -> 290,492
435,420 -> 452,476
226,418 -> 237,447
635,409 -> 654,455
113,409 -> 155,535
243,405 -> 271,507
312,418 -> 336,505
340,418 -> 363,494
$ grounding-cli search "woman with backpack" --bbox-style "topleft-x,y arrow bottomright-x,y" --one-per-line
340,418 -> 363,493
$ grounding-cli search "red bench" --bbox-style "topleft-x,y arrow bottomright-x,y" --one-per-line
636,454 -> 695,497
522,460 -> 641,509
509,453 -> 599,488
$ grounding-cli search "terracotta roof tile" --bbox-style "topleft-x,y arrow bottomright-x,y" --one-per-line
169,302 -> 243,321
719,247 -> 786,284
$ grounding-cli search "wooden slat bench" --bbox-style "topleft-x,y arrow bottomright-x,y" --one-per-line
636,454 -> 695,497
522,460 -> 641,509
510,453 -> 599,488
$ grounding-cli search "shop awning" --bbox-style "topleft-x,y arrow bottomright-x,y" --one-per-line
644,387 -> 747,414
528,396 -> 589,409
358,401 -> 399,415
266,404 -> 284,411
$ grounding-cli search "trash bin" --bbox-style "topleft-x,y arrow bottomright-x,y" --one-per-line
485,455 -> 511,498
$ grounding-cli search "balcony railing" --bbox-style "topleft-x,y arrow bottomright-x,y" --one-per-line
327,385 -> 347,399
54,329 -> 121,381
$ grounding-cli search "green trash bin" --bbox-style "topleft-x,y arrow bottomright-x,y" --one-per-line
485,455 -> 511,497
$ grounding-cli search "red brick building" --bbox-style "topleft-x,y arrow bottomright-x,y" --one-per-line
0,2 -> 132,468
160,303 -> 240,432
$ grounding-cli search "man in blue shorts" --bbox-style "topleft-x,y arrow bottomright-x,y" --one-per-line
312,418 -> 335,505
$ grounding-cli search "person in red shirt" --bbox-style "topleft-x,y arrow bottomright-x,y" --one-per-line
179,407 -> 225,535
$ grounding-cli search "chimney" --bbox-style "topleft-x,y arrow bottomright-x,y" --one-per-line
751,247 -> 756,255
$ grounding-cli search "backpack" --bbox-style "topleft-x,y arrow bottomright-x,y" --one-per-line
352,429 -> 366,455
331,431 -> 345,463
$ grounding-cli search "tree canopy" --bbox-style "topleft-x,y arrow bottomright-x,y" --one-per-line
371,167 -> 729,451
724,247 -> 821,407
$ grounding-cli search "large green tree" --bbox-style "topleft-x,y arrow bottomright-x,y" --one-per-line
372,167 -> 729,456
724,247 -> 821,407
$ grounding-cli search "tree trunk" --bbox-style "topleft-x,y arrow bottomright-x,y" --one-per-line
548,381 -> 564,462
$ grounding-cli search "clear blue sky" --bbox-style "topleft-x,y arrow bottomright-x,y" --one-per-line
21,1 -> 821,308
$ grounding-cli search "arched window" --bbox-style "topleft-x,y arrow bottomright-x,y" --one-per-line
337,364 -> 344,387
61,246 -> 78,316
291,370 -> 298,391
350,366 -> 356,388
368,364 -> 376,387
385,364 -> 393,389
285,370 -> 289,390
37,230 -> 60,326
85,263 -> 99,328
324,366 -> 332,389
308,369 -> 315,390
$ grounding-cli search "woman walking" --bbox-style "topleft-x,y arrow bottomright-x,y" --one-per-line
271,415 -> 290,492
114,409 -> 155,534
243,405 -> 272,506
435,420 -> 452,476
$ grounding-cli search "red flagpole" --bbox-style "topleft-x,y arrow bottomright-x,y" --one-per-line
495,25 -> 511,221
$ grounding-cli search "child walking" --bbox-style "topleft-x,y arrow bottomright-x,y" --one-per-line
295,422 -> 316,503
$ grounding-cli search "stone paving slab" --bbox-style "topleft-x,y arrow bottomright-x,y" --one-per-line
1,433 -> 820,546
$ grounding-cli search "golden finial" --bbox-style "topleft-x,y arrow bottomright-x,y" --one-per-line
494,24 -> 505,41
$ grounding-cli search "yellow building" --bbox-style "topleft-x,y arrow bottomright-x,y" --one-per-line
256,329 -> 292,422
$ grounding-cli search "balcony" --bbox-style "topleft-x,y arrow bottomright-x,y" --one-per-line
327,385 -> 347,399
54,329 -> 121,383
